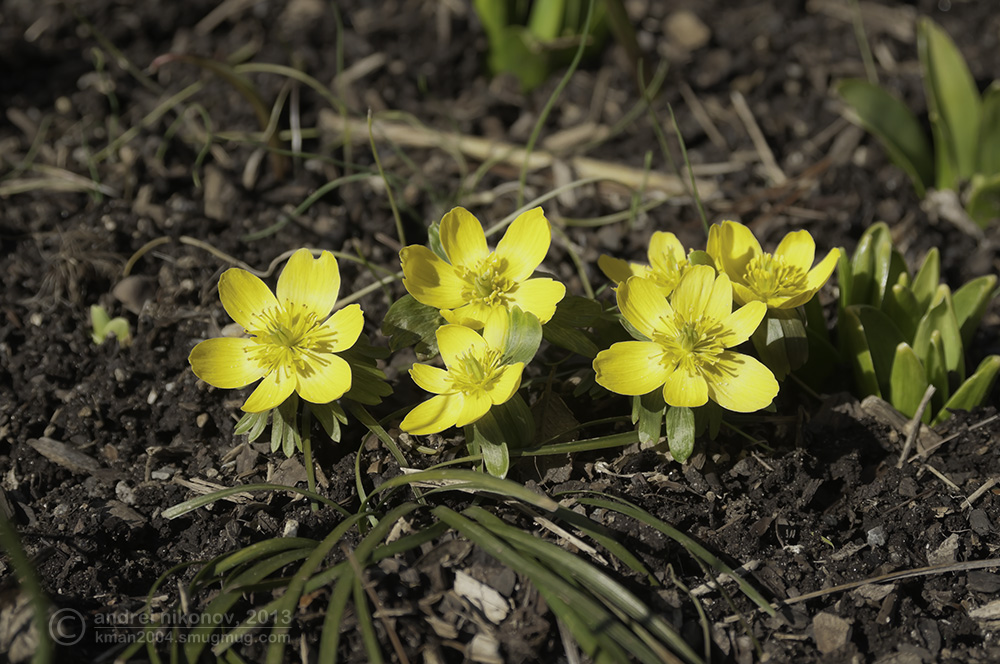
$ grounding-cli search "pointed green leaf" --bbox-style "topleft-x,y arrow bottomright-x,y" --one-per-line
926,331 -> 949,412
913,286 -> 965,378
979,82 -> 1000,176
381,294 -> 444,356
857,305 -> 908,397
837,79 -> 934,194
502,306 -> 543,365
953,275 -> 998,347
918,17 -> 982,187
665,406 -> 695,463
910,247 -> 940,314
837,245 -> 853,309
542,296 -> 602,358
635,391 -> 665,446
849,224 -> 880,307
527,0 -> 565,40
966,172 -> 1000,227
932,355 -> 1000,425
883,283 -> 921,342
751,309 -> 807,380
889,343 -> 930,422
341,336 -> 393,406
842,306 -> 881,398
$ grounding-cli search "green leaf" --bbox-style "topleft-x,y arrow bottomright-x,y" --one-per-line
933,355 -> 1000,425
234,410 -> 269,442
848,222 -> 900,307
836,79 -> 934,194
882,283 -> 921,342
913,286 -> 965,378
271,394 -> 301,457
978,82 -> 1000,176
750,308 -> 808,381
687,249 -> 715,267
926,330 -> 950,411
664,406 -> 695,463
542,296 -> 602,358
635,391 -> 665,446
841,306 -> 881,398
837,246 -> 853,309
857,305 -> 908,397
952,275 -> 998,347
527,0 -> 565,40
502,307 -> 543,365
966,172 -> 1000,227
427,219 -> 447,261
381,294 -> 444,356
910,247 -> 940,314
918,17 -> 982,188
308,402 -> 345,443
341,335 -> 393,406
889,343 -> 930,421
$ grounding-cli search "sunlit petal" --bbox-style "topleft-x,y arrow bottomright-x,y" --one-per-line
481,311 -> 509,350
718,220 -> 761,283
318,304 -> 364,352
671,265 -> 717,320
437,324 -> 488,368
455,390 -> 491,428
189,337 -> 266,388
648,231 -> 686,274
243,367 -> 296,413
440,207 -> 489,270
410,363 -> 453,394
718,301 -> 766,346
494,207 -> 550,282
774,230 -> 816,273
702,272 -> 733,321
594,341 -> 670,395
296,353 -> 352,404
617,277 -> 671,339
707,352 -> 779,412
597,255 -> 640,284
277,249 -> 340,319
400,246 -> 468,309
219,268 -> 280,332
486,363 -> 523,404
731,282 -> 759,307
662,365 -> 709,408
507,278 -> 565,324
804,248 -> 841,292
400,394 -> 464,435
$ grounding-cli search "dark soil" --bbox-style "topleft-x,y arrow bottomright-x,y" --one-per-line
2,1 -> 1000,662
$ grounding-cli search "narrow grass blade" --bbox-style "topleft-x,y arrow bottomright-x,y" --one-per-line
162,483 -> 349,518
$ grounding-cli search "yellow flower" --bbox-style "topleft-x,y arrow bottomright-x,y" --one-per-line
707,220 -> 840,309
189,249 -> 364,412
593,267 -> 779,412
400,207 -> 566,329
400,318 -> 523,435
597,231 -> 691,296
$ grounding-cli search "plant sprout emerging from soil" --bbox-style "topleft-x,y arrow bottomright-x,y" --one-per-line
597,230 -> 692,297
188,248 -> 363,412
401,318 -> 523,435
594,266 -> 778,412
90,304 -> 131,347
400,206 -> 566,330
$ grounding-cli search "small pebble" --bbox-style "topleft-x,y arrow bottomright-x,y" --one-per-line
867,525 -> 886,548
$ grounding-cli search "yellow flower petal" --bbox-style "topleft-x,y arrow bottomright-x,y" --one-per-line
617,277 -> 672,340
277,249 -> 340,319
671,265 -> 717,320
401,393 -> 464,435
481,312 -> 509,350
436,324 -> 488,368
706,224 -> 723,267
718,220 -> 761,282
400,245 -> 468,309
706,352 -> 778,412
440,207 -> 489,270
494,207 -> 550,282
719,301 -> 766,347
486,363 -> 523,404
508,278 -> 565,324
804,248 -> 841,293
774,230 -> 816,273
189,337 -> 266,388
440,302 -> 490,329
594,341 -> 670,395
702,272 -> 734,322
243,368 -> 296,412
662,365 -> 709,408
731,282 -> 758,307
296,353 -> 352,404
456,390 -> 491,428
410,363 -> 453,394
597,254 -> 639,284
319,304 -> 364,352
219,268 -> 280,332
647,231 -> 685,275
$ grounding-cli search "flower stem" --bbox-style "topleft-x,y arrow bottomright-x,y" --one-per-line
300,406 -> 318,512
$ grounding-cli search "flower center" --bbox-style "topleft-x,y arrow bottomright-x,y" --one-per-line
247,306 -> 335,375
651,250 -> 686,293
462,256 -> 516,307
742,253 -> 808,300
656,315 -> 727,371
451,348 -> 505,394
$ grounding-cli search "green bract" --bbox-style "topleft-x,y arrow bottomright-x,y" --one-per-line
837,17 -> 1000,226
838,223 -> 1000,424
